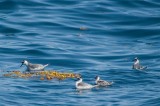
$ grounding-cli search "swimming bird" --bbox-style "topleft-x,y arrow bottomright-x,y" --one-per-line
75,77 -> 96,90
20,60 -> 48,72
95,76 -> 113,87
132,57 -> 147,70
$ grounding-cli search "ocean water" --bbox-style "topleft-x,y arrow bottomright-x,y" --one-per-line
0,0 -> 160,106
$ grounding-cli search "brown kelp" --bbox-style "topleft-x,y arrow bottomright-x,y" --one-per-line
3,70 -> 80,80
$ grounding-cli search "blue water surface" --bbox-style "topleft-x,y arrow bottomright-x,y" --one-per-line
0,0 -> 160,106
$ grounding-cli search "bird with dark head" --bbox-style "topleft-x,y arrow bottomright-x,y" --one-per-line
95,76 -> 113,87
132,57 -> 147,70
75,75 -> 96,90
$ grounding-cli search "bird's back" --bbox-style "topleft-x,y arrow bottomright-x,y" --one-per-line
76,82 -> 93,89
28,63 -> 45,71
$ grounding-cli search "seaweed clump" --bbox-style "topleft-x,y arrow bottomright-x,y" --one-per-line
3,70 -> 80,80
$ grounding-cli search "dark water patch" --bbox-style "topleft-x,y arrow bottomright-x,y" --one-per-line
139,97 -> 160,106
112,0 -> 160,8
15,0 -> 52,8
19,32 -> 40,39
20,49 -> 51,57
0,24 -> 22,35
108,17 -> 160,28
0,0 -> 18,13
47,0 -> 79,6
107,28 -> 160,38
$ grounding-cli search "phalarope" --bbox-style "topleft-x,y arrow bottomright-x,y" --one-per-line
132,57 -> 147,70
75,77 -> 96,90
95,76 -> 113,87
20,60 -> 48,72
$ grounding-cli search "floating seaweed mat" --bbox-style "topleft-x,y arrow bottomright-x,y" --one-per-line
3,70 -> 80,80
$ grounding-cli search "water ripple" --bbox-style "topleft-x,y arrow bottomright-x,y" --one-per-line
0,0 -> 160,106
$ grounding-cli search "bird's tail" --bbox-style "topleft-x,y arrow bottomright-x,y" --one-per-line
142,66 -> 147,70
109,81 -> 114,85
93,84 -> 99,88
139,66 -> 147,70
44,64 -> 49,68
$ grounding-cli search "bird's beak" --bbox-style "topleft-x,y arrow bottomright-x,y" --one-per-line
20,62 -> 24,67
74,78 -> 77,81
133,59 -> 136,61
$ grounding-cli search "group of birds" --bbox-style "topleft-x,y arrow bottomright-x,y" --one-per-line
75,76 -> 113,90
20,57 -> 147,90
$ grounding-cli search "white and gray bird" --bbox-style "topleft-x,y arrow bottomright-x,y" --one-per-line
95,76 -> 113,87
75,77 -> 96,90
20,60 -> 48,72
132,57 -> 147,70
